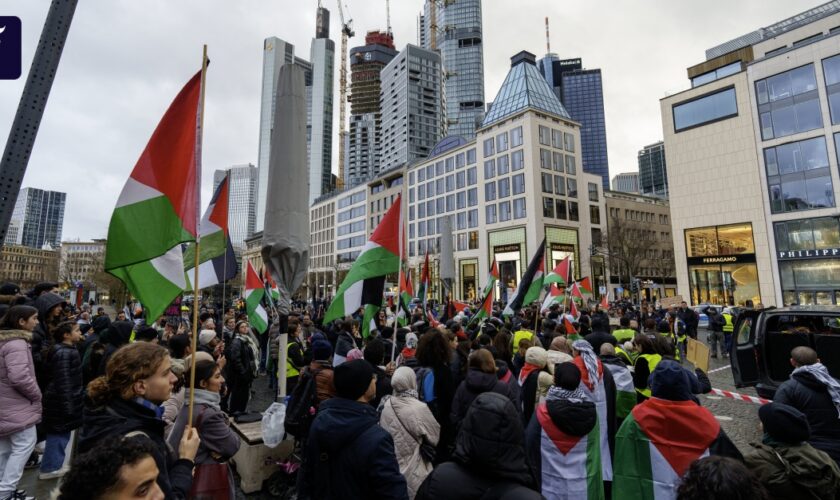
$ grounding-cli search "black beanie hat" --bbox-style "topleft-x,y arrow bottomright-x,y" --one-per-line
758,402 -> 811,444
554,362 -> 582,390
0,282 -> 20,295
334,359 -> 374,400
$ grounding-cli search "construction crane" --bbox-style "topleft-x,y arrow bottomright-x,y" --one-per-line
386,0 -> 392,37
335,0 -> 354,191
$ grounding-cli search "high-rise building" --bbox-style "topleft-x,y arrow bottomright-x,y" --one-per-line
255,37 -> 312,231
346,31 -> 398,187
419,0 -> 485,139
538,55 -> 610,190
309,6 -> 335,202
380,44 -> 445,170
638,141 -> 668,198
611,172 -> 639,193
213,164 -> 258,249
3,188 -> 66,249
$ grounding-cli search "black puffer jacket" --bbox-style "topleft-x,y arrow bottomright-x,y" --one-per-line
775,370 -> 840,465
416,392 -> 540,500
97,321 -> 134,378
228,334 -> 257,380
78,398 -> 194,499
450,369 -> 520,428
42,342 -> 83,433
31,293 -> 66,388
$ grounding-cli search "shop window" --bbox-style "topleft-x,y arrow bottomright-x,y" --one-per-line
685,223 -> 755,257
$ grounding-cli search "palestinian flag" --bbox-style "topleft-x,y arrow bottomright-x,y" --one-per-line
503,238 -> 546,316
613,398 -> 727,500
397,266 -> 413,327
244,260 -> 269,334
572,356 -> 613,481
324,196 -> 402,323
480,259 -> 499,301
471,285 -> 494,324
568,294 -> 580,318
603,362 -> 636,420
577,277 -> 593,295
570,282 -> 585,303
534,403 -> 604,499
265,272 -> 280,304
362,303 -> 379,338
105,71 -> 202,321
545,255 -> 572,286
541,283 -> 566,312
600,294 -> 609,310
417,251 -> 430,309
184,173 -> 237,291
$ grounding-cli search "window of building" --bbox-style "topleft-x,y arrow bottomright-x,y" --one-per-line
426,180 -> 435,197
468,231 -> 479,250
484,159 -> 496,179
457,233 -> 467,251
456,170 -> 466,189
457,191 -> 466,209
498,178 -> 510,198
685,223 -> 755,257
541,173 -> 553,193
418,239 -> 425,254
436,161 -> 445,176
418,168 -> 426,183
486,204 -> 497,223
485,182 -> 497,201
427,199 -> 436,217
428,219 -> 436,235
483,138 -> 495,156
756,65 -> 821,140
468,188 -> 478,206
446,174 -> 455,192
418,203 -> 426,218
496,132 -> 509,153
564,132 -> 575,152
456,153 -> 465,168
567,178 -> 577,198
588,182 -> 599,201
540,149 -> 552,169
513,198 -> 526,219
552,129 -> 563,149
766,136 -> 834,213
554,175 -> 566,195
418,221 -> 426,237
822,54 -> 840,125
457,211 -> 467,230
565,155 -> 576,175
468,209 -> 478,228
467,167 -> 477,185
775,217 -> 840,253
552,151 -> 564,172
498,154 -> 510,175
590,205 -> 601,224
426,164 -> 434,178
543,197 -> 555,218
539,125 -> 551,146
673,86 -> 738,132
511,126 -> 523,147
568,201 -> 579,221
690,60 -> 741,88
512,173 -> 525,195
446,194 -> 455,211
467,148 -> 476,164
556,199 -> 567,219
445,157 -> 454,173
499,201 -> 511,221
436,178 -> 444,194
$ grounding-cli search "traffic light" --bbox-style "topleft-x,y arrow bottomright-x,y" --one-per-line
630,278 -> 640,294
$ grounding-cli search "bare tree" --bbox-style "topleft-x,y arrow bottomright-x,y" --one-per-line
650,249 -> 676,286
596,214 -> 652,287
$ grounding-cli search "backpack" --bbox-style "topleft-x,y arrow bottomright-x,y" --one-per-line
284,367 -> 323,439
414,366 -> 436,403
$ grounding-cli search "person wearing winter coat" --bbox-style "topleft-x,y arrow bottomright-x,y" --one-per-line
380,366 -> 441,499
526,362 -> 603,499
285,321 -> 306,395
450,349 -> 520,429
31,292 -> 66,389
519,346 -> 553,423
773,346 -> 840,466
96,320 -> 134,379
78,342 -> 200,500
745,402 -> 840,500
333,319 -> 360,366
227,320 -> 259,414
297,359 -> 409,499
416,392 -> 541,500
168,359 -> 241,498
39,322 -> 84,479
0,305 -> 42,500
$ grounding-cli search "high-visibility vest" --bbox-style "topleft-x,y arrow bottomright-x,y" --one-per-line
613,328 -> 636,343
722,314 -> 734,333
286,341 -> 300,378
615,345 -> 637,366
512,329 -> 535,348
634,353 -> 662,398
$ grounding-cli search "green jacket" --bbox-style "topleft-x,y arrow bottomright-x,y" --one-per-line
745,441 -> 840,500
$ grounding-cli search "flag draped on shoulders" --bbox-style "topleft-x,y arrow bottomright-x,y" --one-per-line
603,362 -> 636,420
613,398 -> 726,500
184,172 -> 237,290
503,238 -> 546,316
244,261 -> 269,334
324,196 -> 402,324
105,71 -> 202,321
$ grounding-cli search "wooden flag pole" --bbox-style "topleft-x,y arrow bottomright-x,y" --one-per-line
187,44 -> 209,427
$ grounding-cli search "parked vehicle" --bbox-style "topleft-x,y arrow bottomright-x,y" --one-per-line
730,306 -> 840,399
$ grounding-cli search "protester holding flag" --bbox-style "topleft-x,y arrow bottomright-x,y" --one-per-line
227,320 -> 259,414
503,240 -> 546,317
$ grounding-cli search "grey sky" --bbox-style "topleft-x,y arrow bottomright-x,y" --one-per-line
0,0 -> 807,241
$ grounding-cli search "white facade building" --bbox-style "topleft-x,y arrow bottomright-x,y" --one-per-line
213,164 -> 257,249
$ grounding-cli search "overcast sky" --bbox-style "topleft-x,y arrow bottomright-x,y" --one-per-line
0,0 -> 808,241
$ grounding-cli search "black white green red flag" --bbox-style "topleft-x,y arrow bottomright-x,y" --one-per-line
503,238 -> 546,316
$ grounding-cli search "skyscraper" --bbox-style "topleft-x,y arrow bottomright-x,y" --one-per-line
638,141 -> 668,198
309,6 -> 335,202
213,164 -> 258,249
255,37 -> 312,231
538,55 -> 610,190
419,0 -> 485,139
3,187 -> 66,249
380,44 -> 445,170
346,31 -> 398,187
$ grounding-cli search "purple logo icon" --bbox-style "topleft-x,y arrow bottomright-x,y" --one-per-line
0,17 -> 21,80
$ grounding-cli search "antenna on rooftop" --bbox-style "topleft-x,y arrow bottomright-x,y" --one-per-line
545,16 -> 551,54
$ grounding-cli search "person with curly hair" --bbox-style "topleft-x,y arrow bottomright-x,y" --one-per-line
57,435 -> 164,500
677,456 -> 767,500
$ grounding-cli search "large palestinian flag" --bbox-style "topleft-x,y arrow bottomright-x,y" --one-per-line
324,196 -> 402,323
603,362 -> 636,421
184,173 -> 237,290
541,283 -> 566,312
545,255 -> 572,286
244,260 -> 269,334
613,398 -> 727,500
503,238 -> 546,316
535,403 -> 604,499
105,71 -> 202,321
480,259 -> 499,300
470,284 -> 494,324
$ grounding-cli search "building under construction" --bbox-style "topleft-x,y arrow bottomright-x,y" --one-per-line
344,31 -> 398,187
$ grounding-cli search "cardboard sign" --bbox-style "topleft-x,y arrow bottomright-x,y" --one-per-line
659,295 -> 684,309
686,337 -> 710,373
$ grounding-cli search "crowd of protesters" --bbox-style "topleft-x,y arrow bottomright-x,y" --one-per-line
1,280 -> 839,500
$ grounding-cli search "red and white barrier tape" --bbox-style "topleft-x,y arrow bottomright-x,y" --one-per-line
709,388 -> 771,405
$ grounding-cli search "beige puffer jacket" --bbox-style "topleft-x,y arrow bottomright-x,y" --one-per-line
379,366 -> 440,499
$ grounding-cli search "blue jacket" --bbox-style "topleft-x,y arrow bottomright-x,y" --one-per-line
297,397 -> 408,500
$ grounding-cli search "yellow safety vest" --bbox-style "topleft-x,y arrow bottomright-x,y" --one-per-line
615,345 -> 637,366
512,329 -> 535,348
613,328 -> 636,343
722,314 -> 734,333
286,341 -> 300,378
634,353 -> 662,398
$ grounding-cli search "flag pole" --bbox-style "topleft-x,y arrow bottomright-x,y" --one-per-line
187,44 -> 209,427
221,168 -> 230,315
392,195 -> 403,364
